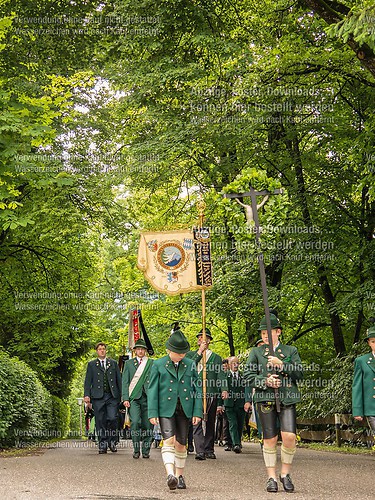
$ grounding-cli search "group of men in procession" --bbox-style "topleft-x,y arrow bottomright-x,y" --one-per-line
84,312 -> 375,494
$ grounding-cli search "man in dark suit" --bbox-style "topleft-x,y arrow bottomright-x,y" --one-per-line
84,342 -> 122,454
186,328 -> 228,460
122,338 -> 154,459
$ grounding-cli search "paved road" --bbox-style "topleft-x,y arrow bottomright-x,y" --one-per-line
0,440 -> 374,499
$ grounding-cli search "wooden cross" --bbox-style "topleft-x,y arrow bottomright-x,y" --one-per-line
224,187 -> 283,411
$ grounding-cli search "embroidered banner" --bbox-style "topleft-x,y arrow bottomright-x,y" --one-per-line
127,308 -> 154,355
127,309 -> 140,350
137,229 -> 213,295
193,227 -> 213,287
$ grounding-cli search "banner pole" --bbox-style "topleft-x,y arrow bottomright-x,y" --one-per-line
197,198 -> 208,423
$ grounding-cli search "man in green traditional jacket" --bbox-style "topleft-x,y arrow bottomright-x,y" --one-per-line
148,328 -> 202,491
224,356 -> 246,454
186,328 -> 228,460
244,312 -> 303,494
352,323 -> 375,438
122,338 -> 153,459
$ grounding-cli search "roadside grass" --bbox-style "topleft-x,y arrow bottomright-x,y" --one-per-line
298,442 -> 375,455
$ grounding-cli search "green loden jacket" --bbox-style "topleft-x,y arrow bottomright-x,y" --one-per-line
223,371 -> 246,409
84,358 -> 122,400
352,352 -> 375,417
147,355 -> 203,419
122,357 -> 153,402
185,349 -> 227,397
244,343 -> 303,405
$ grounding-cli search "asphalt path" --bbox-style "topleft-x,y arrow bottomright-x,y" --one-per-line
0,440 -> 374,499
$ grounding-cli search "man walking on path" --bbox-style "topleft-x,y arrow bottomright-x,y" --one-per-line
148,328 -> 202,491
84,342 -> 122,454
223,356 -> 246,454
122,338 -> 154,458
352,321 -> 375,440
244,313 -> 303,493
186,328 -> 228,460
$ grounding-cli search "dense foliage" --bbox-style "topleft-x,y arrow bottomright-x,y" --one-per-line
0,352 -> 69,447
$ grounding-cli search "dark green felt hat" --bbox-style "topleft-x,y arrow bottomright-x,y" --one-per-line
258,312 -> 282,331
133,338 -> 147,349
196,328 -> 213,340
166,329 -> 190,353
364,324 -> 375,340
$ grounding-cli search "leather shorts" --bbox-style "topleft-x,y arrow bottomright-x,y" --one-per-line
159,400 -> 189,445
257,402 -> 296,439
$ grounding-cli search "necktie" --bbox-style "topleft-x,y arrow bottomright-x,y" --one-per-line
139,358 -> 142,365
174,362 -> 179,373
101,360 -> 105,370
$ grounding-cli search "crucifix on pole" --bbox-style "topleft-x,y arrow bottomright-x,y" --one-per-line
224,186 -> 283,410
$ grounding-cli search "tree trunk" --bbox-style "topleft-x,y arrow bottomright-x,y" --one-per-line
285,116 -> 346,355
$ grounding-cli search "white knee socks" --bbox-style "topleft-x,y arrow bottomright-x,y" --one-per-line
161,445 -> 175,475
263,445 -> 277,467
175,449 -> 187,469
281,444 -> 296,465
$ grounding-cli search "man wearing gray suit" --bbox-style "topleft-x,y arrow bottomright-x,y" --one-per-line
84,342 -> 122,454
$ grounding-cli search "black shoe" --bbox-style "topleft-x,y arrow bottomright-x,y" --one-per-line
233,445 -> 241,454
109,443 -> 117,453
133,452 -> 140,459
177,475 -> 186,489
142,454 -> 150,458
195,452 -> 206,460
167,475 -> 178,490
187,444 -> 194,453
98,448 -> 107,454
224,446 -> 232,451
266,478 -> 278,493
205,452 -> 216,459
280,474 -> 294,493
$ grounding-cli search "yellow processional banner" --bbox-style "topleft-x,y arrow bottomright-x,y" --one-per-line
137,229 -> 213,296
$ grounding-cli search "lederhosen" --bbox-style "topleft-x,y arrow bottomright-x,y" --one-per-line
159,362 -> 189,444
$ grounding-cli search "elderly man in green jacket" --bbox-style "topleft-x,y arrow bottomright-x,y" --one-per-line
244,312 -> 303,494
122,338 -> 153,459
224,356 -> 246,454
352,323 -> 375,438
